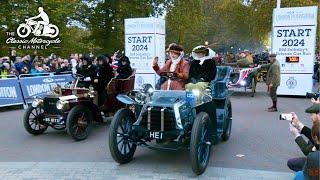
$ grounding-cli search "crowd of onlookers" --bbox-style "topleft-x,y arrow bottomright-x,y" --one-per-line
0,50 -> 123,79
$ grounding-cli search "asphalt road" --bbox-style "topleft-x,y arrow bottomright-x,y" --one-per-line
0,83 -> 313,174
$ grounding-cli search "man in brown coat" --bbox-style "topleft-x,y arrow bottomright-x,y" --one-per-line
261,53 -> 280,112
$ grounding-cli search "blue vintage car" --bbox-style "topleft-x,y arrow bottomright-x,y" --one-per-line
108,66 -> 232,175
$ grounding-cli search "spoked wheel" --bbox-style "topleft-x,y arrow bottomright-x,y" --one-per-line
66,105 -> 92,141
23,106 -> 48,135
190,112 -> 212,175
222,100 -> 232,141
109,108 -> 137,164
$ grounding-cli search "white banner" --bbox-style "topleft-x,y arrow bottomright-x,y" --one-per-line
125,18 -> 165,89
272,6 -> 318,95
277,74 -> 313,96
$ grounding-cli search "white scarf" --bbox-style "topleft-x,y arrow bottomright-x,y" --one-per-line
169,52 -> 184,72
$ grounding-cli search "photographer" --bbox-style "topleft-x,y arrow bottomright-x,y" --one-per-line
287,103 -> 320,172
294,121 -> 320,180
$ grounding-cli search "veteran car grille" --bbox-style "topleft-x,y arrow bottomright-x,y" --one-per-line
43,98 -> 61,115
141,107 -> 176,131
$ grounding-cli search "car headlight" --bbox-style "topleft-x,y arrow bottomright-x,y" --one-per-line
32,99 -> 43,108
142,84 -> 154,95
239,80 -> 246,86
192,89 -> 200,97
56,100 -> 68,110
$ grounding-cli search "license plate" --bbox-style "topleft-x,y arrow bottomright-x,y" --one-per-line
149,131 -> 163,139
45,118 -> 59,123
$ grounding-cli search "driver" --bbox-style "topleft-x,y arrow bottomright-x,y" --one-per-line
28,7 -> 49,35
152,43 -> 189,90
186,45 -> 217,100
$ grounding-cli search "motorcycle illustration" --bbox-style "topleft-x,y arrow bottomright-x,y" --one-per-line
17,19 -> 59,38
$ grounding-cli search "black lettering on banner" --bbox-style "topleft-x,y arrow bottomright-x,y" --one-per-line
132,45 -> 148,51
282,39 -> 305,47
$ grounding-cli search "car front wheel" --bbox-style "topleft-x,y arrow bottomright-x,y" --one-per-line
190,112 -> 212,175
109,108 -> 136,164
23,106 -> 48,135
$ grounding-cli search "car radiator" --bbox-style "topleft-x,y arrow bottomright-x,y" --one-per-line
141,107 -> 176,131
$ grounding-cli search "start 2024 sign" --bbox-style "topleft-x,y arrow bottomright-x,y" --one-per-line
272,6 -> 318,96
125,17 -> 165,89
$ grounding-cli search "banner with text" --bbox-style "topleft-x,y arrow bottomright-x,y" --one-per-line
19,74 -> 74,102
272,6 -> 318,95
125,17 -> 165,89
0,77 -> 24,107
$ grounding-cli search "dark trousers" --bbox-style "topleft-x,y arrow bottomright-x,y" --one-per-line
270,86 -> 278,101
287,157 -> 306,172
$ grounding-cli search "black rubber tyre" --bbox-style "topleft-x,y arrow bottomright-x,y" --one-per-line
109,108 -> 137,164
222,100 -> 232,141
190,112 -> 212,175
66,105 -> 92,141
251,77 -> 256,97
23,106 -> 48,135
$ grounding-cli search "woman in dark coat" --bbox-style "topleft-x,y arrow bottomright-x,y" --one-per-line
94,55 -> 114,106
116,56 -> 132,79
185,45 -> 216,103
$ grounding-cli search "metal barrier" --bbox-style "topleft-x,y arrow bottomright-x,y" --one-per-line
0,75 -> 24,107
0,72 -> 74,108
19,73 -> 74,103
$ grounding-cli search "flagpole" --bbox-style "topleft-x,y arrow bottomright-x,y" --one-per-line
277,0 -> 281,8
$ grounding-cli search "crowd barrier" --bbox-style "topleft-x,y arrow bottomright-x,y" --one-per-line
0,72 -> 73,107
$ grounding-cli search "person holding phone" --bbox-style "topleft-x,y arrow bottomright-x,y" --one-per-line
287,103 -> 320,172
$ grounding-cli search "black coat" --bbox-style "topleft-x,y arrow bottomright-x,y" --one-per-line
96,64 -> 114,91
188,59 -> 216,83
116,64 -> 132,79
76,65 -> 97,87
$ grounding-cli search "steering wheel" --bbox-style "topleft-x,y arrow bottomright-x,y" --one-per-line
159,72 -> 179,80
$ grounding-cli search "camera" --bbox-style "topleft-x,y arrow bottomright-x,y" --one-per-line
279,113 -> 293,121
306,92 -> 320,99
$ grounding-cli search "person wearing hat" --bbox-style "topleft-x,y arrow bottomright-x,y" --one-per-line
185,45 -> 217,102
260,53 -> 280,112
76,54 -> 97,88
294,121 -> 320,180
116,56 -> 132,79
152,43 -> 189,90
94,55 -> 114,106
287,103 -> 320,173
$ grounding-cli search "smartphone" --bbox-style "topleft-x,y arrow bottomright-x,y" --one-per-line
279,113 -> 293,121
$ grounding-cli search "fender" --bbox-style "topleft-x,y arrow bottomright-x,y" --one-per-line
116,94 -> 136,105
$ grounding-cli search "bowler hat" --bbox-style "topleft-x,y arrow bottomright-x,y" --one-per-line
166,43 -> 183,54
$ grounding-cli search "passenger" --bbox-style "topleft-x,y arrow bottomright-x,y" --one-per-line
185,45 -> 217,101
152,43 -> 189,90
228,50 -> 253,67
76,54 -> 97,88
94,55 -> 114,106
116,56 -> 132,79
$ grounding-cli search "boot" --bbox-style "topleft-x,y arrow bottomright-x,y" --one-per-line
268,101 -> 277,112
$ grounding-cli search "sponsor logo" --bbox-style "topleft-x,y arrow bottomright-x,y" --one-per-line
286,77 -> 297,89
43,78 -> 54,83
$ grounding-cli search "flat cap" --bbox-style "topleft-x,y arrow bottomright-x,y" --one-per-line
305,104 -> 320,114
